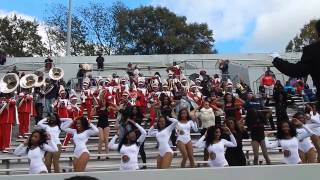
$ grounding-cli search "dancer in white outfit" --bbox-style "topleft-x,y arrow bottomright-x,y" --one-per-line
176,108 -> 198,168
109,120 -> 147,171
292,112 -> 320,163
37,114 -> 62,173
307,103 -> 320,162
14,129 -> 58,174
265,120 -> 319,164
195,126 -> 237,167
61,117 -> 99,172
148,116 -> 178,168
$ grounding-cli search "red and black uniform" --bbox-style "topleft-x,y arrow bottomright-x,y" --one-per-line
188,91 -> 203,106
54,98 -> 70,118
0,97 -> 16,151
136,88 -> 147,114
148,91 -> 160,127
80,89 -> 93,120
18,93 -> 33,136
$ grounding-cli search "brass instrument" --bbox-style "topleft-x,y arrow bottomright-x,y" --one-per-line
49,67 -> 64,80
20,74 -> 37,89
0,73 -> 19,93
33,71 -> 45,87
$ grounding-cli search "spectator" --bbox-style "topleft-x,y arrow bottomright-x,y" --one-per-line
77,64 -> 86,91
261,71 -> 276,98
0,49 -> 6,65
45,57 -> 53,71
219,60 -> 229,81
96,52 -> 104,70
284,81 -> 296,95
8,66 -> 19,76
127,62 -> 134,77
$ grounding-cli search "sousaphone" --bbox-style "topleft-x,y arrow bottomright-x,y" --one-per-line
0,73 -> 19,93
20,74 -> 37,89
49,67 -> 64,80
33,71 -> 45,87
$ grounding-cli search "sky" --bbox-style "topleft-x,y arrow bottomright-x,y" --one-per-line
0,0 -> 320,54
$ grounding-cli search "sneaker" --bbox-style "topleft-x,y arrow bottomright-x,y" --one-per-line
105,156 -> 110,160
2,150 -> 9,153
140,166 -> 147,169
24,135 -> 29,138
18,135 -> 23,139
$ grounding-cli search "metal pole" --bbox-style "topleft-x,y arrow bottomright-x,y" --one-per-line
66,0 -> 72,56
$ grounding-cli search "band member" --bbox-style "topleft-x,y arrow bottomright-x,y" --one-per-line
0,93 -> 16,152
128,84 -> 138,106
80,79 -> 93,121
180,75 -> 189,92
161,81 -> 173,98
148,81 -> 161,127
17,88 -> 33,138
188,83 -> 203,107
136,77 -> 147,114
54,86 -> 70,118
63,92 -> 81,147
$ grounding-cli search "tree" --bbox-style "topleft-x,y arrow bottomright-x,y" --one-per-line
45,4 -> 96,56
113,6 -> 216,55
286,19 -> 319,52
0,15 -> 47,57
78,2 -> 116,55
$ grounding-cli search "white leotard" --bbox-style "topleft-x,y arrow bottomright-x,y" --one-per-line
37,118 -> 61,145
176,120 -> 198,144
195,134 -> 237,167
265,125 -> 316,164
148,118 -> 178,157
61,118 -> 98,158
14,140 -> 58,174
307,112 -> 320,135
109,123 -> 147,171
299,115 -> 320,153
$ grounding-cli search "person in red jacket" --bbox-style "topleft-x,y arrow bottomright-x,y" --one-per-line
80,79 -> 93,121
17,89 -> 33,138
54,85 -> 70,119
62,92 -> 81,147
0,93 -> 16,153
261,71 -> 276,98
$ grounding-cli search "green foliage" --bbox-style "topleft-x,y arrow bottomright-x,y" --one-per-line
45,4 -> 96,56
114,6 -> 215,55
286,19 -> 319,52
0,15 -> 46,57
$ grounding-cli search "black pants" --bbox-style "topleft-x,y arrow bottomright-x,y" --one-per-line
170,130 -> 177,147
139,142 -> 147,165
97,63 -> 104,70
35,103 -> 43,124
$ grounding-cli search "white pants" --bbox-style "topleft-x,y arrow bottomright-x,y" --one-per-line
264,85 -> 274,96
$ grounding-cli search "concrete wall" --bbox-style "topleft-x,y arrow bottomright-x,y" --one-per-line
3,53 -> 303,89
0,164 -> 319,180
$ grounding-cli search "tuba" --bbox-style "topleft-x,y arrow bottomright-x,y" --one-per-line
19,74 -> 37,89
18,74 -> 37,108
33,71 -> 45,87
49,67 -> 64,81
0,73 -> 19,94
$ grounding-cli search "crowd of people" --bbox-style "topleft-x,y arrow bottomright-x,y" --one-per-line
0,58 -> 320,175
